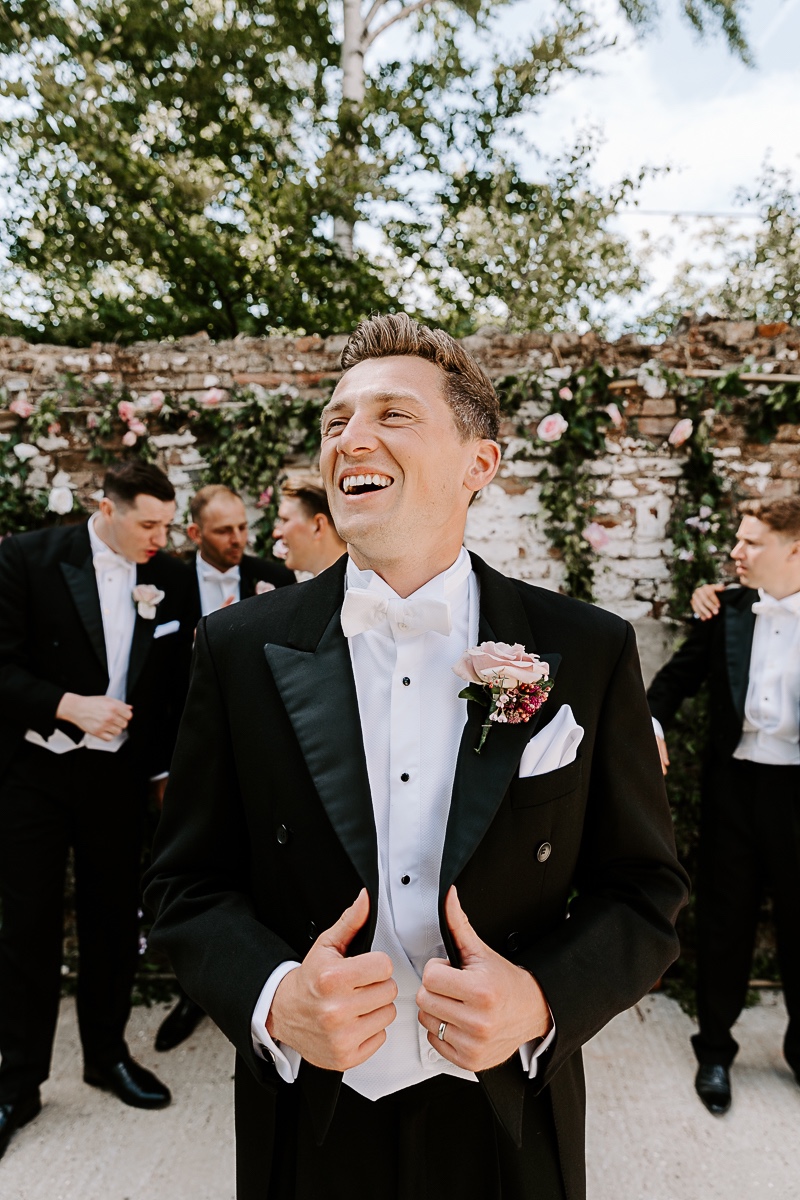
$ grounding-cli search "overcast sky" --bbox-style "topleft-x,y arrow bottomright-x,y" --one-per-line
508,0 -> 800,307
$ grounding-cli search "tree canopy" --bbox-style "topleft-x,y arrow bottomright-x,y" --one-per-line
0,0 -> 748,343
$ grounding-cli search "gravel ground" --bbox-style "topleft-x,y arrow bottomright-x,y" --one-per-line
2,991 -> 798,1199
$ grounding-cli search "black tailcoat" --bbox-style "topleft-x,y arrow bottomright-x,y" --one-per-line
186,550 -> 295,625
647,585 -> 763,758
145,554 -> 688,1200
0,522 -> 195,778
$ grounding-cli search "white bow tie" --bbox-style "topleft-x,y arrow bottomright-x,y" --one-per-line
93,550 -> 132,573
202,566 -> 241,584
752,595 -> 798,617
341,588 -> 452,639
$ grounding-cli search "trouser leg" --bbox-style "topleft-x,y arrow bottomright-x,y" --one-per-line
756,763 -> 800,1074
0,747 -> 70,1101
72,750 -> 147,1066
693,760 -> 763,1068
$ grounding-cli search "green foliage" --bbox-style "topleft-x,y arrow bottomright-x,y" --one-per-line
0,0 -> 749,343
498,362 -> 619,601
743,381 -> 800,445
660,368 -> 744,619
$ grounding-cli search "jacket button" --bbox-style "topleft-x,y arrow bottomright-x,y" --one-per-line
537,842 -> 552,863
276,824 -> 290,846
506,932 -> 520,953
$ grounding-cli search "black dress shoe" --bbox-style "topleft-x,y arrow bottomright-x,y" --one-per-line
84,1058 -> 171,1109
0,1093 -> 42,1161
695,1064 -> 731,1115
155,994 -> 206,1052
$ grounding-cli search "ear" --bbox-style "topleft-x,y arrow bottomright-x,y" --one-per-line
98,496 -> 114,520
186,523 -> 202,547
464,439 -> 501,496
312,513 -> 327,539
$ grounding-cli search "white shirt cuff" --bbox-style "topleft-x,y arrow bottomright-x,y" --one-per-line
250,961 -> 303,1083
518,1011 -> 556,1079
651,717 -> 665,741
149,771 -> 169,782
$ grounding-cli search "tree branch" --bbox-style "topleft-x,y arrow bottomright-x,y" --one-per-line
364,0 -> 435,48
363,0 -> 391,33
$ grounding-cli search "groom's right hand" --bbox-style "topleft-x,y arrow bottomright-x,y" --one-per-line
266,888 -> 397,1071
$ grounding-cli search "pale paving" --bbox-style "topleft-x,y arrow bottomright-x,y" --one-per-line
2,992 -> 798,1200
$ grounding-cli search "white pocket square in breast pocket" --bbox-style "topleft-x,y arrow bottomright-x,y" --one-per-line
153,619 -> 180,640
518,704 -> 584,778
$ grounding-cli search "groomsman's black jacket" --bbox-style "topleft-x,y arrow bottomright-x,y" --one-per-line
0,522 -> 195,781
185,550 -> 294,624
145,553 -> 688,1200
647,585 -> 765,759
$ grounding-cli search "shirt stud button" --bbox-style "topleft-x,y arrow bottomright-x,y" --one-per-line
401,875 -> 410,885
402,677 -> 411,686
276,824 -> 290,846
401,772 -> 409,782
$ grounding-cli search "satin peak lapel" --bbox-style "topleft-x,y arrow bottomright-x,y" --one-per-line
60,557 -> 107,675
263,614 -> 379,904
724,592 -> 757,719
127,565 -> 160,694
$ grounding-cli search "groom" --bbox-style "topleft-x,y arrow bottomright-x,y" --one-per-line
145,315 -> 688,1200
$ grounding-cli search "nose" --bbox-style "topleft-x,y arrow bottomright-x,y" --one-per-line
730,541 -> 743,560
336,409 -> 378,458
155,525 -> 169,548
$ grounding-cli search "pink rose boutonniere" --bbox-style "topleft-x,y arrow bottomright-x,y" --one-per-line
132,583 -> 165,620
255,580 -> 276,595
453,641 -> 553,754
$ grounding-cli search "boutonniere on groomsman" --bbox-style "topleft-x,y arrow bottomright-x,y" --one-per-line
648,496 -> 800,1117
145,312 -> 687,1200
0,460 -> 197,1161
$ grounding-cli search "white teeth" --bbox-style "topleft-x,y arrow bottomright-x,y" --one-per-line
342,473 -> 392,492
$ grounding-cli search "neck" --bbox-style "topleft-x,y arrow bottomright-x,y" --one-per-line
310,539 -> 347,578
347,541 -> 464,598
763,580 -> 800,601
93,513 -> 126,559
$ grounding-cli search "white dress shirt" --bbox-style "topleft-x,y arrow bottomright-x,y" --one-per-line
734,588 -> 800,766
196,553 -> 240,615
252,548 -> 553,1098
25,514 -> 137,755
651,588 -> 800,766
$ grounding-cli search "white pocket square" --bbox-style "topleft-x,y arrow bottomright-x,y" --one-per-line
153,619 -> 180,640
518,704 -> 584,778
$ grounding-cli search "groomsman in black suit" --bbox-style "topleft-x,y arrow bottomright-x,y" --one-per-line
146,314 -> 687,1200
648,497 -> 800,1115
0,461 -> 195,1160
185,484 -> 294,621
154,483 -> 295,1053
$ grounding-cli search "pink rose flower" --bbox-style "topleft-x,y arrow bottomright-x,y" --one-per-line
132,583 -> 165,619
256,487 -> 274,509
141,390 -> 165,412
583,522 -> 610,551
605,402 -> 623,428
272,538 -> 288,560
122,430 -> 138,447
118,400 -> 136,424
128,418 -> 148,437
48,422 -> 61,435
537,413 -> 569,443
453,642 -> 550,688
255,580 -> 276,595
668,418 -> 693,447
201,387 -> 225,407
9,398 -> 33,419
86,412 -> 98,430
558,387 -> 573,401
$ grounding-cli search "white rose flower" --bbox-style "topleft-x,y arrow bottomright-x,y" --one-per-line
47,486 -> 74,515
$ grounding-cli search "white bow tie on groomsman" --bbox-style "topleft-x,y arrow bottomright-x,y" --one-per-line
340,588 -> 452,639
93,549 -> 133,574
202,565 -> 241,584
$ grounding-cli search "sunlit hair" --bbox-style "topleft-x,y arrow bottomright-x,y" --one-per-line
281,479 -> 332,522
340,313 -> 500,442
742,496 -> 800,540
189,484 -> 240,525
103,460 -> 175,507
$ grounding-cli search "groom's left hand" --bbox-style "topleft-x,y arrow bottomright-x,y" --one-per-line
416,886 -> 552,1073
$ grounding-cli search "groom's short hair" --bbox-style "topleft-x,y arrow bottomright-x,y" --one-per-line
340,313 -> 500,442
744,496 -> 800,539
103,460 -> 175,507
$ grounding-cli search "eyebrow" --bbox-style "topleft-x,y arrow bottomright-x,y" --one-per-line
322,390 -> 420,418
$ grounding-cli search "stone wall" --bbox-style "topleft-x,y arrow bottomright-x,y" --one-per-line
2,317 -> 799,680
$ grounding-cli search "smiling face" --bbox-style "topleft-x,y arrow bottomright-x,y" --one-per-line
730,514 -> 800,597
319,356 -> 500,593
